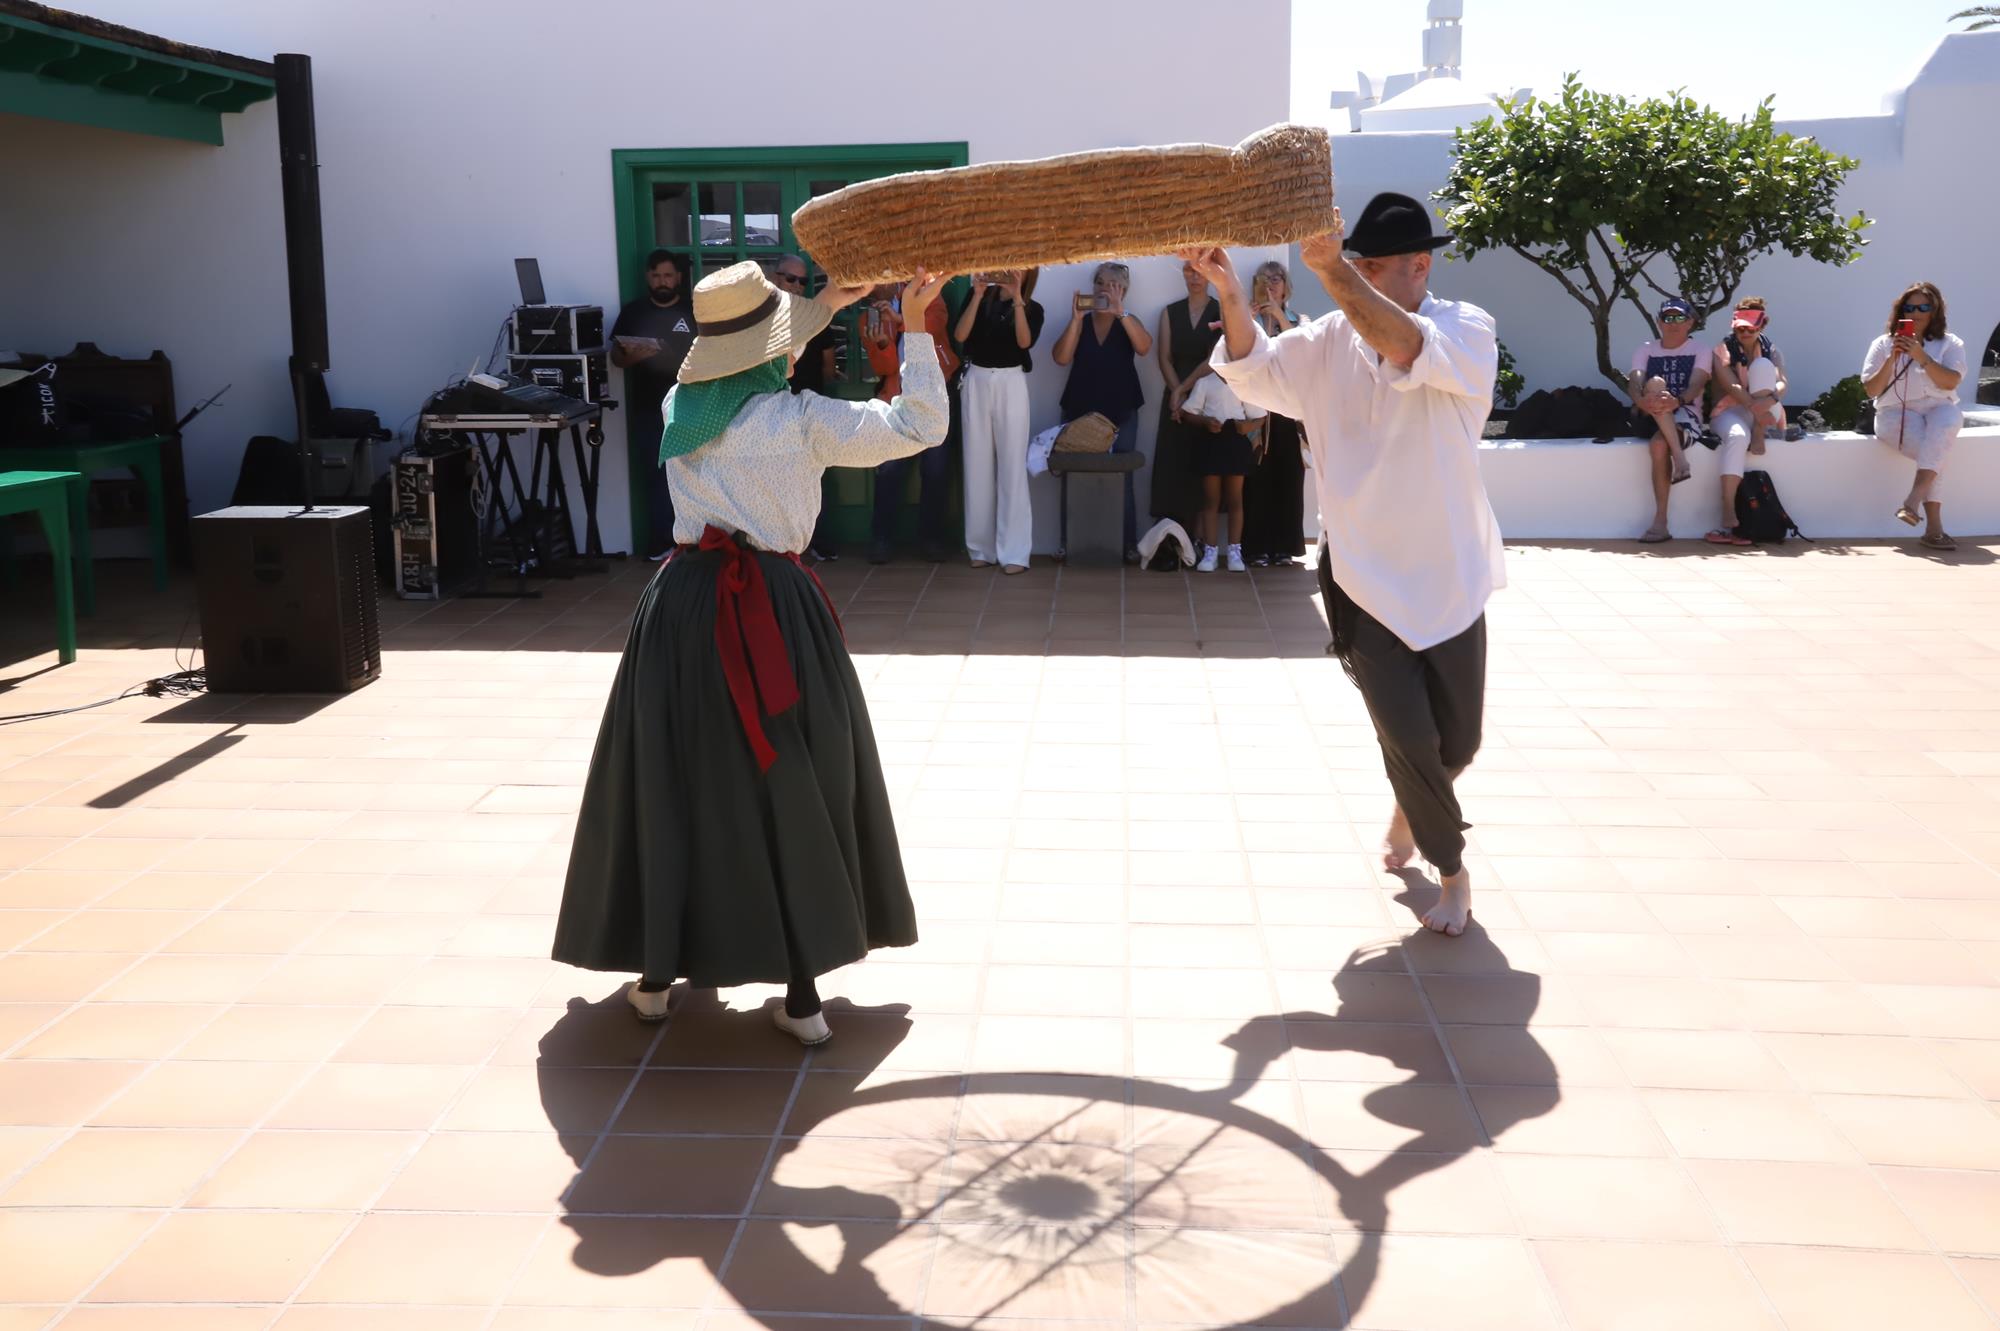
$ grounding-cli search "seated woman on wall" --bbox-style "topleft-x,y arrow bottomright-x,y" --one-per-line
1705,297 -> 1788,547
1862,280 -> 1968,551
1051,261 -> 1152,563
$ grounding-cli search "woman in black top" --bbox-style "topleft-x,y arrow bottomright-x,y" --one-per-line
1052,261 -> 1153,561
1239,260 -> 1308,566
1151,261 -> 1223,535
952,269 -> 1044,572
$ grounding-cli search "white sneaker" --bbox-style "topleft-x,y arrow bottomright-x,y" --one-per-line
773,1007 -> 832,1046
1225,545 -> 1246,572
1197,545 -> 1219,572
624,981 -> 670,1022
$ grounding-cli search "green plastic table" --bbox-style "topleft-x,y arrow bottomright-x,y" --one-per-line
0,435 -> 172,615
0,470 -> 81,665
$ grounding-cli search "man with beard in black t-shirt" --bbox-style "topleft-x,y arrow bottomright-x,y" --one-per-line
612,249 -> 696,557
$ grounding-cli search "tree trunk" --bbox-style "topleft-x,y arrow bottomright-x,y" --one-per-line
1591,304 -> 1625,393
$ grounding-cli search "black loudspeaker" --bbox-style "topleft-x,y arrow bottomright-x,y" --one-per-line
274,54 -> 330,373
193,506 -> 382,693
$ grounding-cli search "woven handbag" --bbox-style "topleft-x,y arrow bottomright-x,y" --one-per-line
1053,413 -> 1118,454
792,124 -> 1334,287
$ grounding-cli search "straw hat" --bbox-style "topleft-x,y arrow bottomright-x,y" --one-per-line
676,261 -> 833,384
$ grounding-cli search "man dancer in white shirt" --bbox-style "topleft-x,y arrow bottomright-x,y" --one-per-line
1185,192 -> 1503,936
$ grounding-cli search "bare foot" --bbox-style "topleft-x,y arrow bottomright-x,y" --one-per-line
1423,870 -> 1472,937
1383,807 -> 1416,870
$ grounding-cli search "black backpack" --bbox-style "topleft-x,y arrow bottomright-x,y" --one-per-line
1734,470 -> 1806,544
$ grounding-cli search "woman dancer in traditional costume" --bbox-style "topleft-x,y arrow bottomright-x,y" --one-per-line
555,261 -> 952,1045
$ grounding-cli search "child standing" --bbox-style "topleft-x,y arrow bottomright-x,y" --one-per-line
1179,371 -> 1267,571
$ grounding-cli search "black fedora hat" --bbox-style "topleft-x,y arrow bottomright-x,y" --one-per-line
1343,192 -> 1453,258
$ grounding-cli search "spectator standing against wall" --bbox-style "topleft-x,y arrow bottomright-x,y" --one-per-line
610,249 -> 696,558
1240,260 -> 1309,567
1150,260 -> 1224,536
861,281 -> 962,563
776,255 -> 842,562
1179,368 -> 1266,571
953,269 -> 1044,574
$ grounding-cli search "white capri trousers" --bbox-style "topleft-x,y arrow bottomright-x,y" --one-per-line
1711,405 -> 1779,478
960,364 -> 1034,568
1713,357 -> 1785,477
1876,401 -> 1963,498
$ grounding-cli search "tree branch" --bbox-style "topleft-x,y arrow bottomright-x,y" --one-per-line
1507,243 -> 1602,313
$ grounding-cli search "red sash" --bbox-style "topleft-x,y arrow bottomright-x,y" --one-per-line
678,526 -> 840,772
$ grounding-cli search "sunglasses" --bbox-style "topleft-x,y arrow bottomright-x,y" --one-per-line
1660,312 -> 1690,323
1900,302 -> 1934,313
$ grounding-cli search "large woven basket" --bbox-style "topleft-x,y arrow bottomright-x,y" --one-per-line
1053,412 -> 1118,454
792,124 -> 1334,287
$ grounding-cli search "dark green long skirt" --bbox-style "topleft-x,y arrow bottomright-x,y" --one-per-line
552,547 -> 916,987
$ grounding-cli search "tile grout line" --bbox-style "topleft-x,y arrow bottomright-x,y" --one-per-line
29,903 -> 361,1327
469,1009 -> 673,1331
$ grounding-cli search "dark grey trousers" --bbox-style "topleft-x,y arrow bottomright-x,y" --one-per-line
1318,549 -> 1487,877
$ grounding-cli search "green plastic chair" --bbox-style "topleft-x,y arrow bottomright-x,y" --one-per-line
0,435 -> 173,616
0,470 -> 82,665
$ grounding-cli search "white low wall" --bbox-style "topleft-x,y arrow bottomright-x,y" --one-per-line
1480,422 -> 2000,539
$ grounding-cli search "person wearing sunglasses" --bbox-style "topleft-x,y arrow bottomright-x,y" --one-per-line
774,255 -> 845,562
1629,297 -> 1712,542
1705,297 -> 1787,546
1862,281 -> 1968,551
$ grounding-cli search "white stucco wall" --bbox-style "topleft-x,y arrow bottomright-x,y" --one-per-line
0,0 -> 1291,560
1294,32 -> 2000,430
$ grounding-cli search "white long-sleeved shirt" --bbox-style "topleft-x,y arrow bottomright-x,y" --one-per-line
666,333 -> 948,553
1210,294 -> 1504,650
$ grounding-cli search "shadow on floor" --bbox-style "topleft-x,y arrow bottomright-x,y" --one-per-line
535,893 -> 1556,1326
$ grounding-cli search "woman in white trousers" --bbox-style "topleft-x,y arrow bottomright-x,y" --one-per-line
953,269 -> 1045,573
1862,280 -> 1968,552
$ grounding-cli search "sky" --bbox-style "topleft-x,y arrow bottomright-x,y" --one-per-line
1291,0 -> 1975,125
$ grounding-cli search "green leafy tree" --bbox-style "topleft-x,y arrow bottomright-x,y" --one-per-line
1951,6 -> 1999,29
1436,77 -> 1871,390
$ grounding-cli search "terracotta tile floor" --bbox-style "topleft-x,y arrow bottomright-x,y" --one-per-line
3,539 -> 2000,1329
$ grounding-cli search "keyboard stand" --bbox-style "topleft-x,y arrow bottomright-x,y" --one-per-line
418,407 -> 610,598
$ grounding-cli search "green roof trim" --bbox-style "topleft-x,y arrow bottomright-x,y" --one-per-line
0,4 -> 274,145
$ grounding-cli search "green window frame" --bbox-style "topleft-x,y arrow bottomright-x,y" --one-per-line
610,142 -> 969,553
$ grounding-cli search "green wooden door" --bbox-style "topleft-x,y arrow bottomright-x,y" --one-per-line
612,144 -> 968,552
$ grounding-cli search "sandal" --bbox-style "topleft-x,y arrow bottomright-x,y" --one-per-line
1705,528 -> 1752,547
1669,453 -> 1691,485
1638,525 -> 1670,544
1921,532 -> 1957,551
1895,505 -> 1921,527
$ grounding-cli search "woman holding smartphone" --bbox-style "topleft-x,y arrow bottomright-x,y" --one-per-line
954,269 -> 1044,573
1239,260 -> 1308,567
1052,261 -> 1153,562
1862,280 -> 1968,551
